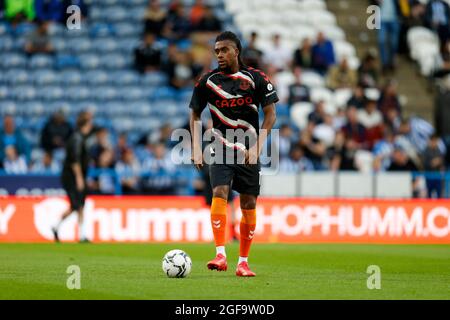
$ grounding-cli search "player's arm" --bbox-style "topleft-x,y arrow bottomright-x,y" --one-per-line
71,135 -> 85,191
190,110 -> 203,170
189,74 -> 208,170
246,104 -> 276,165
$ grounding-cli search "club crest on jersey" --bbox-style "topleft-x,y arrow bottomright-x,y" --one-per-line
239,79 -> 251,91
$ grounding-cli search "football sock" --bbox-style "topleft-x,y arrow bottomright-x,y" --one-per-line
211,197 -> 228,247
238,256 -> 248,264
216,246 -> 226,257
239,208 -> 256,258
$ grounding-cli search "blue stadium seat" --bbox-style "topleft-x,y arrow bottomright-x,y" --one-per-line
39,86 -> 65,101
66,37 -> 93,53
29,54 -> 55,69
0,101 -> 17,116
79,54 -> 101,69
95,86 -> 120,101
12,23 -> 36,36
20,101 -> 46,117
103,6 -> 128,23
150,86 -> 177,100
33,69 -> 59,85
47,23 -> 65,37
120,86 -> 147,101
124,0 -> 147,6
85,70 -> 109,85
65,86 -> 92,100
0,22 -> 12,36
12,86 -> 38,101
101,53 -> 129,69
114,23 -> 141,37
0,36 -> 14,52
50,37 -> 68,52
111,70 -> 140,86
92,38 -> 119,53
55,54 -> 80,69
117,38 -> 140,53
141,72 -> 169,86
128,101 -> 152,117
60,70 -> 83,86
0,53 -> 27,68
127,6 -> 146,21
0,85 -> 8,100
90,23 -> 114,38
6,69 -> 31,85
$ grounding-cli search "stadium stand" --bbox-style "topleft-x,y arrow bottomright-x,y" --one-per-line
0,0 -> 449,198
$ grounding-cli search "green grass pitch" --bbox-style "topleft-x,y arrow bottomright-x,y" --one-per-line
0,243 -> 449,299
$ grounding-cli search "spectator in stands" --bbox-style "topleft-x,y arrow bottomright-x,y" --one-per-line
358,51 -> 379,88
141,141 -> 177,195
313,114 -> 336,148
327,57 -> 358,90
311,32 -> 336,75
425,0 -> 450,46
298,122 -> 327,170
358,93 -> 384,149
422,134 -> 446,198
308,100 -> 327,125
5,0 -> 35,23
434,39 -> 450,78
0,115 -> 30,164
114,133 -> 129,161
347,84 -> 367,110
144,0 -> 167,37
61,0 -> 89,24
373,129 -> 396,171
35,0 -> 64,22
342,106 -> 368,149
196,5 -> 222,33
115,148 -> 141,195
263,34 -> 292,72
279,145 -> 314,173
24,20 -> 54,55
166,51 -> 200,89
40,110 -> 73,153
3,146 -> 28,174
293,38 -> 314,70
395,119 -> 423,168
190,0 -> 206,27
31,151 -> 60,174
329,131 -> 358,171
374,0 -> 401,73
134,32 -> 162,73
242,32 -> 263,69
163,4 -> 191,40
288,67 -> 311,106
88,149 -> 116,195
388,146 -> 418,171
278,124 -> 294,160
89,127 -> 112,167
378,79 -> 402,119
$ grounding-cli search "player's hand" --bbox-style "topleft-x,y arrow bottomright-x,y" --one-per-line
191,153 -> 204,170
245,149 -> 258,165
76,177 -> 85,192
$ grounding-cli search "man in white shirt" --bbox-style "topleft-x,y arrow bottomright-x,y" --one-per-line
263,34 -> 292,72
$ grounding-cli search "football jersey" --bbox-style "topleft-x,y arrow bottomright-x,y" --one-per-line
189,66 -> 279,153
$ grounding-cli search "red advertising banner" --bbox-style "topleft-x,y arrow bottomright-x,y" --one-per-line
0,196 -> 449,243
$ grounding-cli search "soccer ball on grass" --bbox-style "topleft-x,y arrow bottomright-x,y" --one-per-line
162,249 -> 192,278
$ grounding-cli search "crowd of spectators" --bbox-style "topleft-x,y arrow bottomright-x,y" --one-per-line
1,0 -> 450,198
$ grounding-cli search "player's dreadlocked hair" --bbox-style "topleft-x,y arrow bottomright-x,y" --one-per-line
215,31 -> 246,67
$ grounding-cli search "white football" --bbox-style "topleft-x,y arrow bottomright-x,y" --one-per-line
162,249 -> 192,278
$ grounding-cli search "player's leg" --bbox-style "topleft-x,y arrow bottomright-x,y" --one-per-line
236,193 -> 257,277
206,164 -> 234,271
206,185 -> 229,271
232,164 -> 260,277
77,188 -> 89,243
52,184 -> 76,242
